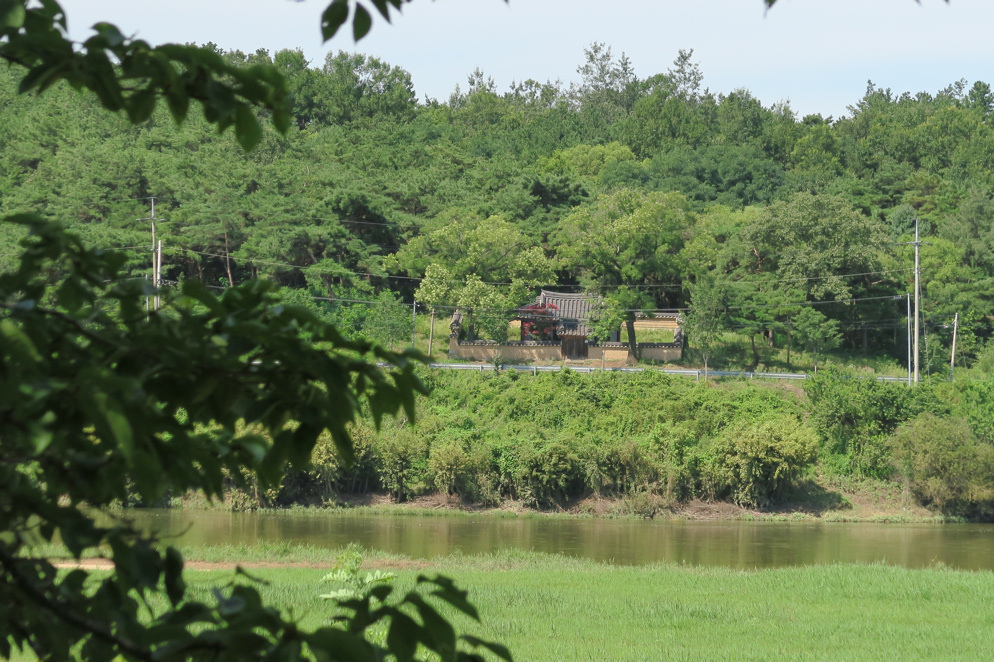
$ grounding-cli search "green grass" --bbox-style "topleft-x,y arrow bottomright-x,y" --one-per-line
15,548 -> 994,660
625,327 -> 677,344
444,561 -> 994,660
676,330 -> 910,376
154,551 -> 994,660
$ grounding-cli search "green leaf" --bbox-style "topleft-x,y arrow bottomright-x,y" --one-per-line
306,628 -> 372,662
164,547 -> 186,607
91,22 -> 126,48
321,0 -> 349,42
0,319 -> 43,364
31,416 -> 55,455
165,86 -> 189,124
407,595 -> 456,655
127,86 -> 158,124
272,105 -> 292,134
234,104 -> 263,151
0,1 -> 26,29
180,280 -> 226,315
352,4 -> 372,40
369,0 -> 391,21
92,392 -> 135,459
55,276 -> 90,313
18,61 -> 65,95
419,575 -> 480,621
385,612 -> 420,662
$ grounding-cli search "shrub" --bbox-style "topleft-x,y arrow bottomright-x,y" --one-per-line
889,414 -> 994,516
804,367 -> 945,477
955,377 -> 994,444
281,423 -> 378,502
648,423 -> 699,501
428,438 -> 470,496
374,425 -> 429,502
517,439 -> 583,508
700,415 -> 818,507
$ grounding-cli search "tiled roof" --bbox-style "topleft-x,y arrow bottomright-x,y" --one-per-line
534,290 -> 601,337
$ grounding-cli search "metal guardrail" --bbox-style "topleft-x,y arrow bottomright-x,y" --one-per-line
425,363 -> 913,384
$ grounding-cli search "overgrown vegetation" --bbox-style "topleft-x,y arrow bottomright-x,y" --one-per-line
219,368 -> 994,518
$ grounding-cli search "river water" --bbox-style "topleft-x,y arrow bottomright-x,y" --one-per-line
121,509 -> 994,571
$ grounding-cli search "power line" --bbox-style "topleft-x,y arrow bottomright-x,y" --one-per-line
727,294 -> 905,311
735,268 -> 912,284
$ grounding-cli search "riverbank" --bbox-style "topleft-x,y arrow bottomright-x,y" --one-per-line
165,369 -> 992,520
172,471 -> 949,523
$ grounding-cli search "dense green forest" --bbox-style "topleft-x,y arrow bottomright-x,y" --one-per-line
2,44 -> 993,373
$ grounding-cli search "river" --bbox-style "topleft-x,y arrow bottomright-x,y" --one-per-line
119,509 -> 994,570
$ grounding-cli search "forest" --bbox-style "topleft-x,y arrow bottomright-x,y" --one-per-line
2,43 -> 993,375
3,7 -> 994,659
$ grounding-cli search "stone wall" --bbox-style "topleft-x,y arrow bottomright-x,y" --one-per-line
449,338 -> 561,362
639,343 -> 683,362
449,338 -> 682,363
587,343 -> 630,363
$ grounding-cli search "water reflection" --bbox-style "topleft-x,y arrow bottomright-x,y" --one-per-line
125,510 -> 994,571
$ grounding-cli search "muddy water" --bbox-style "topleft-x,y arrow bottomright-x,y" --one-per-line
119,509 -> 994,570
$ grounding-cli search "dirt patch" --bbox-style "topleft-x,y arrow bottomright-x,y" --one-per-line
670,499 -> 758,520
52,558 -> 435,572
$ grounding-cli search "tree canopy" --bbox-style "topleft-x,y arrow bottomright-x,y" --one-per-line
1,0 -> 992,654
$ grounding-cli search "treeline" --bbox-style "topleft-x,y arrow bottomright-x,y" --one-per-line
1,44 -> 993,371
226,369 -> 994,518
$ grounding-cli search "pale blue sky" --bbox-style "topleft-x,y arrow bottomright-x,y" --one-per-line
59,0 -> 994,119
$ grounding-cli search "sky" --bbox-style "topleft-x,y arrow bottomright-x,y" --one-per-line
58,0 -> 994,120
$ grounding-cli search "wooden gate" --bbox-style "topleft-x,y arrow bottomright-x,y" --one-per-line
561,336 -> 588,360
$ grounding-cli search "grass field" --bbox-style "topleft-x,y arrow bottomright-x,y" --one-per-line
156,549 -> 994,661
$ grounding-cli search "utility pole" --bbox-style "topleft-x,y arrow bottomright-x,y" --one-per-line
906,293 -> 912,387
950,312 -> 959,379
427,308 -> 435,355
137,197 -> 160,312
913,218 -> 921,383
155,239 -> 163,310
896,218 -> 929,384
411,300 -> 417,349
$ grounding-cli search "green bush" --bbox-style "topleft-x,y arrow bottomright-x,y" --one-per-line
374,425 -> 429,502
226,369 -> 994,512
954,377 -> 994,444
585,437 -> 664,496
316,424 -> 379,494
889,414 -> 994,517
517,439 -> 583,508
428,437 -> 470,496
804,367 -> 945,477
699,415 -> 818,507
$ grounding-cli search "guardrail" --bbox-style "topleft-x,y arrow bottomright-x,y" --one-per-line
425,362 -> 912,384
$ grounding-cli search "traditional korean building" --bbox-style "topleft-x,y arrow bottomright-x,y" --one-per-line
448,290 -> 682,364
